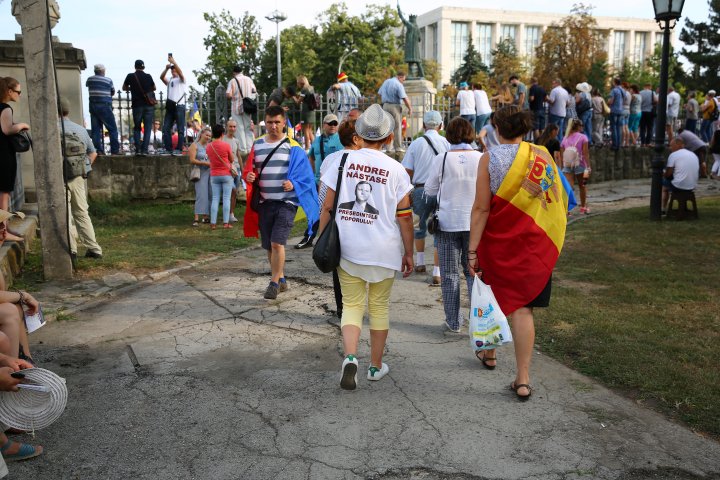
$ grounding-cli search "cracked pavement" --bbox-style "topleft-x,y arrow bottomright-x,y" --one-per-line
12,179 -> 720,479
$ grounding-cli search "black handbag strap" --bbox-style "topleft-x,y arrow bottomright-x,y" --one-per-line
235,77 -> 245,99
134,72 -> 152,102
256,138 -> 288,180
434,153 -> 448,213
422,135 -> 438,156
319,135 -> 326,162
331,152 -> 350,217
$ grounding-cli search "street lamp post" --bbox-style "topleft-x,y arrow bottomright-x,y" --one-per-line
266,10 -> 287,90
650,0 -> 685,220
338,48 -> 358,75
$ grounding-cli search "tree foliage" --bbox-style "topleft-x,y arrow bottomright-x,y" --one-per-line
490,38 -> 524,87
679,0 -> 720,92
194,10 -> 262,93
451,36 -> 489,86
532,4 -> 607,92
254,3 -> 402,96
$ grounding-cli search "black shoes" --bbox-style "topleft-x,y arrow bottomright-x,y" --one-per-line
294,235 -> 314,249
85,250 -> 103,259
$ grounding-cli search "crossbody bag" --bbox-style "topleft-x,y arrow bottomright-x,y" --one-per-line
312,152 -> 349,273
235,78 -> 258,115
426,153 -> 447,235
209,142 -> 237,178
134,72 -> 157,106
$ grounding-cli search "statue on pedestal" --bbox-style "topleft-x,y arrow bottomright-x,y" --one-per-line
397,2 -> 425,79
12,0 -> 61,29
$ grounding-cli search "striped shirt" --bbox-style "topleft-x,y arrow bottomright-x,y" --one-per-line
85,75 -> 115,102
253,137 -> 297,204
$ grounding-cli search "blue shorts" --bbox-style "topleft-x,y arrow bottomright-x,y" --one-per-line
562,165 -> 586,175
412,187 -> 437,240
621,113 -> 629,126
258,200 -> 298,250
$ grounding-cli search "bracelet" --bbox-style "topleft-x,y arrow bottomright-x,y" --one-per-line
12,289 -> 25,305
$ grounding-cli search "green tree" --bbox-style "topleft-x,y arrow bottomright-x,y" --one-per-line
451,36 -> 489,85
194,10 -> 262,93
532,4 -> 607,91
490,38 -> 524,87
256,25 -> 321,95
679,0 -> 719,93
313,3 -> 403,94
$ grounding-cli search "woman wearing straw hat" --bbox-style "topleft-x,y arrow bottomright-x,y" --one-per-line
318,104 -> 414,391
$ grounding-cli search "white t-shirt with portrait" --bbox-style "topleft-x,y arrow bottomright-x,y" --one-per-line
321,148 -> 412,275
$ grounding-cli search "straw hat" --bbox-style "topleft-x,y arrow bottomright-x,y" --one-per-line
355,104 -> 394,141
0,368 -> 68,431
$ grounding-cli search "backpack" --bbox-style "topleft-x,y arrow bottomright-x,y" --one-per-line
562,135 -> 582,169
710,99 -> 720,121
305,92 -> 321,111
62,132 -> 87,181
576,96 -> 591,115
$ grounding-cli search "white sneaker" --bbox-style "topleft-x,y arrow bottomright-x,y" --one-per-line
367,362 -> 389,381
229,214 -> 238,223
340,355 -> 358,390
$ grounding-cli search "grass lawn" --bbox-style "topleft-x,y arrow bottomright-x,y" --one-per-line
14,199 -> 305,287
536,196 -> 720,439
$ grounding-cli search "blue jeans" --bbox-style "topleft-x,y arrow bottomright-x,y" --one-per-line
548,114 -> 566,141
461,114 -> 476,127
580,109 -> 593,145
163,104 -> 186,151
132,105 -> 155,154
89,101 -> 119,154
610,113 -> 623,150
701,119 -> 714,143
475,113 -> 491,133
211,175 -> 234,224
532,110 -> 546,133
411,187 -> 437,240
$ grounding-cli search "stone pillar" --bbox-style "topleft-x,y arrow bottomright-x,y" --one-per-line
15,0 -> 73,279
404,79 -> 437,142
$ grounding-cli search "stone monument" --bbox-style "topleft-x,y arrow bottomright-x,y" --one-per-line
397,2 -> 436,142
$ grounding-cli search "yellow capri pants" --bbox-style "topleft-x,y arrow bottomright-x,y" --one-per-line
337,266 -> 395,331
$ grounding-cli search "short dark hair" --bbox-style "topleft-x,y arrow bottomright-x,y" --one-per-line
356,181 -> 372,192
613,78 -> 621,86
338,119 -> 358,147
265,105 -> 286,119
396,71 -> 406,78
232,65 -> 242,74
211,124 -> 225,139
445,117 -> 476,145
509,75 -> 519,82
493,105 -> 533,140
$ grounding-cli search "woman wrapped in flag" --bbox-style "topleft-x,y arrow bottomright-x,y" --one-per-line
468,105 -> 576,401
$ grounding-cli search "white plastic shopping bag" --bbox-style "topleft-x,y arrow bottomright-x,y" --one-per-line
469,276 -> 513,351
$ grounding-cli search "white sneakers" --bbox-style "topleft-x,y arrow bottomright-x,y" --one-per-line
367,363 -> 389,381
340,356 -> 390,389
340,355 -> 358,390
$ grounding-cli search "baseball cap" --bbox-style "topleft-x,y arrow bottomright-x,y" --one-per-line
323,113 -> 339,124
423,110 -> 443,128
134,59 -> 145,69
459,82 -> 469,88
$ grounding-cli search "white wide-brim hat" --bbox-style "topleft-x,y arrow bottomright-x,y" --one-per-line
355,104 -> 395,141
0,368 -> 68,431
576,82 -> 592,93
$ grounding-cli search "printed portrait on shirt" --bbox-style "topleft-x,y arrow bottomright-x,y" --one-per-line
338,181 -> 379,215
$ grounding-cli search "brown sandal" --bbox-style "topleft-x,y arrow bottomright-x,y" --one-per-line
510,382 -> 533,401
475,350 -> 496,370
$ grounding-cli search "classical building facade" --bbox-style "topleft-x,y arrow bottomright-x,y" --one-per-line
416,6 -> 666,86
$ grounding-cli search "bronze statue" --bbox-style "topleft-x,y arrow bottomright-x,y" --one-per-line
397,2 -> 425,79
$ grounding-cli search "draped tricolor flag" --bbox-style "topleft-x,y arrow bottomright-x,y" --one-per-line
476,142 -> 576,314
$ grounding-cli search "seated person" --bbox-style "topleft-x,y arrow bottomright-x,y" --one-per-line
662,137 -> 700,213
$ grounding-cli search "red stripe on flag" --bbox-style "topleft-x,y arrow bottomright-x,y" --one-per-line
476,196 -> 559,314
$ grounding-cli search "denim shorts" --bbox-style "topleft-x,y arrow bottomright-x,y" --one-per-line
562,165 -> 586,175
411,187 -> 437,239
258,200 -> 298,250
621,113 -> 629,126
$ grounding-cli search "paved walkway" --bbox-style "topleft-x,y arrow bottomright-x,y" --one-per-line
11,178 -> 720,479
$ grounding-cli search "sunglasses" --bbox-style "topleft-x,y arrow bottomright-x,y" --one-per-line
325,121 -> 338,126
12,89 -> 21,95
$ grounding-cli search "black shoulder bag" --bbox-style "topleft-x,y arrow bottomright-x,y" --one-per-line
312,152 -> 349,273
426,152 -> 447,235
422,135 -> 439,156
134,72 -> 157,106
250,138 -> 288,212
235,78 -> 257,115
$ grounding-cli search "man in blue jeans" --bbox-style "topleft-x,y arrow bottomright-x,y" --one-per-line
608,78 -> 625,150
123,59 -> 156,156
85,64 -> 119,154
547,78 -> 568,141
159,55 -> 186,155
